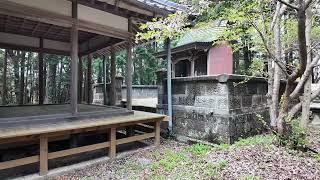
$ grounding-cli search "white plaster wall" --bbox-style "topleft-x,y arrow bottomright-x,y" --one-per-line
78,5 -> 128,31
8,0 -> 72,16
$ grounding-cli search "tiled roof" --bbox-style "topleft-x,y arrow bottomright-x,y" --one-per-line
176,20 -> 227,47
137,0 -> 187,12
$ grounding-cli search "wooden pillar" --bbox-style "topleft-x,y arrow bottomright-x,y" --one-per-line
126,18 -> 133,111
102,55 -> 107,105
86,54 -> 92,104
109,127 -> 116,159
155,121 -> 161,146
166,38 -> 173,132
110,46 -> 116,106
38,38 -> 44,105
191,60 -> 195,76
39,136 -> 48,175
78,56 -> 83,103
70,1 -> 78,115
2,50 -> 7,105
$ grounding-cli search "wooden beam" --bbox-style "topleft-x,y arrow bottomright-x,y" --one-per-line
109,127 -> 116,159
72,0 -> 154,20
0,155 -> 39,170
0,1 -> 73,28
116,132 -> 155,145
0,1 -> 130,40
86,54 -> 92,104
39,137 -> 48,176
0,42 -> 69,56
48,142 -> 110,160
38,38 -> 44,105
70,1 -> 79,115
126,18 -> 133,111
110,46 -> 116,105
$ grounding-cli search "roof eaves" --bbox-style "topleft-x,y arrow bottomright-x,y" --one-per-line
154,42 -> 212,58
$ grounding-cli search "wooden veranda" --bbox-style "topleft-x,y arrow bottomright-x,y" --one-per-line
0,0 -> 183,177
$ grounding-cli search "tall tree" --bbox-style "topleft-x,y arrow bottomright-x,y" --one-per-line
2,49 -> 7,105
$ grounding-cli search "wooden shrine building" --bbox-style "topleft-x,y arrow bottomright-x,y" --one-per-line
0,0 -> 184,177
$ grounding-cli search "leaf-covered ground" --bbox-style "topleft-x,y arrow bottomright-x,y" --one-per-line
53,132 -> 320,180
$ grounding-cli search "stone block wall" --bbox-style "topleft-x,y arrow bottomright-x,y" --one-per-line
157,74 -> 270,144
121,85 -> 158,99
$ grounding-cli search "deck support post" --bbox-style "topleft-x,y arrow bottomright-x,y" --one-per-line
78,56 -> 83,103
110,46 -> 116,106
87,54 -> 92,104
109,127 -> 116,159
39,136 -> 48,176
165,38 -> 173,132
38,38 -> 44,105
126,18 -> 133,111
70,1 -> 78,115
155,121 -> 161,146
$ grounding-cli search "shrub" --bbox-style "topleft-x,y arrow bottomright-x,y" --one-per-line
277,117 -> 307,150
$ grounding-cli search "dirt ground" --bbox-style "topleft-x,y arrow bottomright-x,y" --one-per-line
52,130 -> 320,180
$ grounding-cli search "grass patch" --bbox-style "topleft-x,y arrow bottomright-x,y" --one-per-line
151,150 -> 189,172
204,159 -> 228,177
235,135 -> 275,147
314,153 -> 320,162
214,143 -> 231,151
239,175 -> 261,180
187,143 -> 212,155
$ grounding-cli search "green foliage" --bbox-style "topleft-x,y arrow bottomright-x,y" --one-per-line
187,143 -> 212,155
277,117 -> 307,150
151,150 -> 189,172
249,58 -> 266,77
214,143 -> 231,151
136,12 -> 189,42
314,153 -> 320,162
204,159 -> 228,177
239,175 -> 261,180
132,45 -> 165,85
235,135 -> 275,147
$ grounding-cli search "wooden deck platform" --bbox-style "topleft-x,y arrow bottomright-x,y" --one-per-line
0,106 -> 167,177
0,104 -> 132,129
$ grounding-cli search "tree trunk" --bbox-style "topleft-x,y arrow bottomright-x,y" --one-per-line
301,5 -> 313,128
271,4 -> 282,127
47,56 -> 58,104
57,60 -> 63,103
2,50 -> 7,105
8,50 -> 20,104
25,52 -> 31,104
19,52 -> 26,105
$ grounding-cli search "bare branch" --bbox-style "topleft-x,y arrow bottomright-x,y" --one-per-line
277,0 -> 299,10
290,54 -> 320,99
305,0 -> 314,9
289,82 -> 320,116
246,17 -> 290,77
